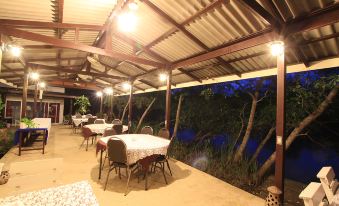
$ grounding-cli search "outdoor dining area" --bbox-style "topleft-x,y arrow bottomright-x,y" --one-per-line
0,0 -> 338,205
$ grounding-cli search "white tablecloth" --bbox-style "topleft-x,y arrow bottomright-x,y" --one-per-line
99,134 -> 170,164
84,124 -> 128,134
72,118 -> 88,126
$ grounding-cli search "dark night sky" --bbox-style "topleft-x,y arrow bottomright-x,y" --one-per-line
64,88 -> 101,115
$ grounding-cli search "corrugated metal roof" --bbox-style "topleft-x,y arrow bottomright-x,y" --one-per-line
0,0 -> 338,92
0,0 -> 53,22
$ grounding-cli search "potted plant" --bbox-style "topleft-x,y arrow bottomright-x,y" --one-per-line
74,95 -> 91,115
20,118 -> 36,129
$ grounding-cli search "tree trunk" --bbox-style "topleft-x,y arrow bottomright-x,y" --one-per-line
120,100 -> 130,123
257,84 -> 339,180
249,126 -> 275,164
134,98 -> 156,133
172,95 -> 184,139
234,91 -> 259,162
230,103 -> 246,153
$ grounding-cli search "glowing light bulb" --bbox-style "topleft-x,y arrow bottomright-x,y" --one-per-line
104,87 -> 113,95
159,73 -> 167,82
96,91 -> 103,97
270,41 -> 284,56
10,45 -> 22,57
122,82 -> 131,90
118,12 -> 137,32
30,72 -> 40,80
128,2 -> 138,10
39,82 -> 46,88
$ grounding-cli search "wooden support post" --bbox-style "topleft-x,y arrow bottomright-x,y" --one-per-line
165,70 -> 172,131
99,95 -> 103,114
70,98 -> 73,115
128,81 -> 133,133
21,67 -> 28,118
39,95 -> 43,118
33,83 -> 38,118
275,51 -> 286,203
110,94 -> 113,120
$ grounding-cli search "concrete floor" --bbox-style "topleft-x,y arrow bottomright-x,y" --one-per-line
0,125 -> 265,206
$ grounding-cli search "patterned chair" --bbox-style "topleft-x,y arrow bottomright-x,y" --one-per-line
140,126 -> 153,135
80,127 -> 97,151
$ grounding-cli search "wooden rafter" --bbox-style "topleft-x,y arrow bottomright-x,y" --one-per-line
28,63 -> 128,80
172,31 -> 276,69
0,26 -> 164,67
0,19 -> 103,30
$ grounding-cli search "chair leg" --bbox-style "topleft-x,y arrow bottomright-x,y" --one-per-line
166,159 -> 172,176
118,167 -> 121,179
145,168 -> 148,191
79,139 -> 85,149
86,139 -> 89,151
104,166 -> 112,191
162,163 -> 168,184
124,167 -> 132,196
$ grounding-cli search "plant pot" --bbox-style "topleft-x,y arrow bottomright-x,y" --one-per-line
0,128 -> 8,142
19,123 -> 27,129
6,123 -> 10,129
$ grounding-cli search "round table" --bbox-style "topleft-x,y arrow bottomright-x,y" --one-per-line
96,134 -> 170,179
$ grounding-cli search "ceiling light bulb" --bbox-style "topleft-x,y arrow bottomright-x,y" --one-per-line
128,2 -> 138,10
122,82 -> 131,90
270,41 -> 284,56
10,45 -> 22,57
104,87 -> 113,95
96,91 -> 103,97
118,12 -> 137,32
30,72 -> 40,80
39,82 -> 46,88
159,73 -> 167,82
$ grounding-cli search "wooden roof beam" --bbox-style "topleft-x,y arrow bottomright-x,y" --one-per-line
0,19 -> 104,31
28,63 -> 128,80
172,31 -> 276,69
0,26 -> 164,67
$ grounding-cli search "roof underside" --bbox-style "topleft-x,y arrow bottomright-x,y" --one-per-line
0,0 -> 338,94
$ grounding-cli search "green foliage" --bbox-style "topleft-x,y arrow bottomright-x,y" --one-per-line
0,121 -> 6,129
0,97 -> 5,114
74,95 -> 91,115
20,117 -> 36,128
0,130 -> 14,158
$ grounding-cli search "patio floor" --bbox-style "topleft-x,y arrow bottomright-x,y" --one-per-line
0,125 -> 264,206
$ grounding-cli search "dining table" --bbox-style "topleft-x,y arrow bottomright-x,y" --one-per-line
84,124 -> 128,134
96,134 -> 170,179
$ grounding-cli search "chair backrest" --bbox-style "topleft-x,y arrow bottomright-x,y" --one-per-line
75,114 -> 82,118
82,127 -> 93,139
87,117 -> 97,124
140,126 -> 153,135
103,128 -> 117,137
94,119 -> 105,124
158,128 -> 170,139
299,182 -> 326,206
86,114 -> 92,118
113,124 -> 123,135
112,119 -> 122,124
107,138 -> 127,164
317,166 -> 338,204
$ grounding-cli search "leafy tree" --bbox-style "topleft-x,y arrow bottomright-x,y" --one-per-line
74,95 -> 91,115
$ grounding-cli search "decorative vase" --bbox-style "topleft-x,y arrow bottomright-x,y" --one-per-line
19,123 -> 27,129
